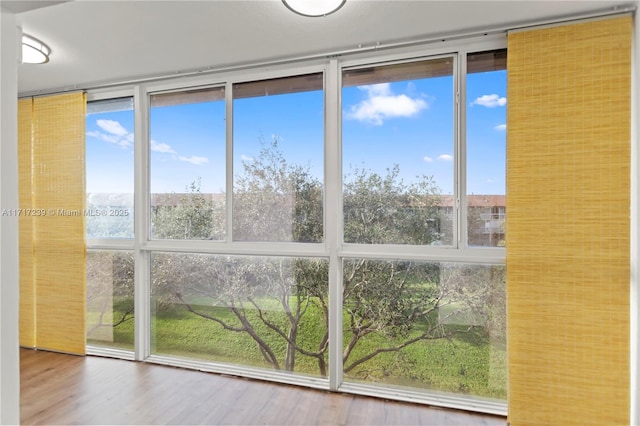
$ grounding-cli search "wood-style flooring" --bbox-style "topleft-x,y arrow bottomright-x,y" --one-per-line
20,348 -> 506,425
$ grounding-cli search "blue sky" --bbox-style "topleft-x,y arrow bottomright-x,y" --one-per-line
86,108 -> 135,194
233,89 -> 324,183
343,76 -> 455,193
149,101 -> 226,194
86,69 -> 505,196
466,70 -> 507,195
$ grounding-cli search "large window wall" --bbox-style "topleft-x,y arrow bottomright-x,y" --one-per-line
85,39 -> 506,414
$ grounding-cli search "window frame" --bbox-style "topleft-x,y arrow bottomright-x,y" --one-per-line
85,88 -> 136,250
337,44 -> 506,263
341,53 -> 458,248
148,83 -> 227,241
85,88 -> 137,359
142,62 -> 329,255
84,34 -> 507,416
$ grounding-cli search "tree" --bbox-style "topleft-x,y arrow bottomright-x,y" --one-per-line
151,178 -> 225,240
86,192 -> 134,238
343,164 -> 444,245
141,137 -> 504,381
233,136 -> 322,242
153,136 -> 328,373
86,250 -> 135,344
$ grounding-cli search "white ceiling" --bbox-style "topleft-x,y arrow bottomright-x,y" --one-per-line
2,0 -> 68,14
11,0 -> 635,95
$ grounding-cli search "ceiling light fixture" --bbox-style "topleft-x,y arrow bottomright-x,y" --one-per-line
22,33 -> 50,64
282,0 -> 346,17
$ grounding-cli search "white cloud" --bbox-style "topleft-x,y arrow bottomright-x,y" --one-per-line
364,83 -> 392,97
345,83 -> 428,126
150,139 -> 176,154
487,178 -> 496,183
149,139 -> 207,166
179,155 -> 209,166
96,119 -> 129,136
471,94 -> 506,108
423,156 -> 433,163
494,124 -> 507,131
241,154 -> 254,162
100,133 -> 122,145
86,120 -> 132,148
438,154 -> 453,161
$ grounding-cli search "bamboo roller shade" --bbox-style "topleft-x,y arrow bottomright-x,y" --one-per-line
506,16 -> 631,426
19,93 -> 87,355
18,98 -> 35,348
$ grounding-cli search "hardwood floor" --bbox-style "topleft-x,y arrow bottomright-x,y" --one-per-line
20,348 -> 506,425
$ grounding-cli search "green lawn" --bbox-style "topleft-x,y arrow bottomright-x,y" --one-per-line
87,298 -> 506,399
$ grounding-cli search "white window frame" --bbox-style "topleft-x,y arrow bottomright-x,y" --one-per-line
84,34 -> 508,416
85,88 -> 137,360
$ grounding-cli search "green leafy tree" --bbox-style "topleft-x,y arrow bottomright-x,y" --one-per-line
343,164 -> 445,244
153,137 -> 328,373
138,137 -> 503,380
233,136 -> 322,242
151,178 -> 225,240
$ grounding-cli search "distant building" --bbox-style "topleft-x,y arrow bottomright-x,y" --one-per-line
438,195 -> 505,247
97,192 -> 505,246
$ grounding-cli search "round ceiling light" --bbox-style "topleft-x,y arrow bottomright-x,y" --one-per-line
282,0 -> 346,17
22,33 -> 50,64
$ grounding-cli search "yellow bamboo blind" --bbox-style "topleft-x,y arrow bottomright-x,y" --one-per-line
506,16 -> 631,425
18,98 -> 35,348
19,92 -> 87,355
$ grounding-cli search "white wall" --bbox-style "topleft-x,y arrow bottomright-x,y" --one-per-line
0,6 -> 20,425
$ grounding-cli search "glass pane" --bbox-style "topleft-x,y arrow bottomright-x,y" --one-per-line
342,259 -> 506,400
86,250 -> 134,350
150,253 -> 329,377
342,58 -> 454,245
150,87 -> 226,240
467,50 -> 507,247
86,97 -> 134,238
232,73 -> 324,242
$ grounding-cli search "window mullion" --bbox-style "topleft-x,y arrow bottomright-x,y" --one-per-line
225,82 -> 233,243
326,58 -> 343,390
134,84 -> 151,361
457,51 -> 469,249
